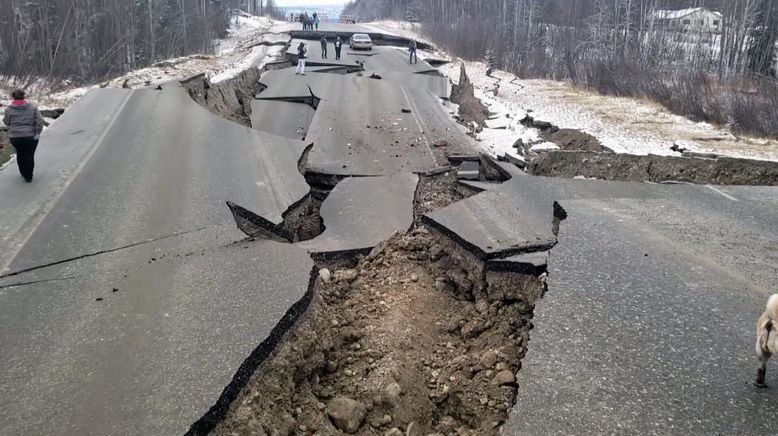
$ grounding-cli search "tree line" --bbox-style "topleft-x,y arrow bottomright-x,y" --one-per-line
0,0 -> 280,86
344,0 -> 778,138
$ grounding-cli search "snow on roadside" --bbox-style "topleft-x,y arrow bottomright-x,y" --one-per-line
367,22 -> 778,162
0,12 -> 287,112
439,60 -> 778,162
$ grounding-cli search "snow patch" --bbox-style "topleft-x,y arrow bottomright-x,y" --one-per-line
1,12 -> 286,112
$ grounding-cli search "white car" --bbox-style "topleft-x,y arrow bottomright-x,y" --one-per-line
349,33 -> 373,50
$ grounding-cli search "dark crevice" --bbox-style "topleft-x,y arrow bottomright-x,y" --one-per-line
0,227 -> 210,280
415,69 -> 445,76
254,85 -> 320,110
0,276 -> 77,290
186,266 -> 319,436
227,200 -> 292,242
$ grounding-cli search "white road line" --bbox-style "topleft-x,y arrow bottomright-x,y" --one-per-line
705,185 -> 739,202
0,92 -> 134,275
399,85 -> 432,151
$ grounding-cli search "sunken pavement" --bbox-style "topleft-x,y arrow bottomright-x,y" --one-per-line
1,25 -> 778,436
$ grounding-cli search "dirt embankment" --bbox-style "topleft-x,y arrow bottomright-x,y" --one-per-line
213,225 -> 545,436
519,115 -> 607,153
528,150 -> 778,186
451,64 -> 489,131
182,67 -> 265,126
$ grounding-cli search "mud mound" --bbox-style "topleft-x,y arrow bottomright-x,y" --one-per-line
528,151 -> 778,185
542,128 -> 605,152
213,228 -> 539,435
451,64 -> 489,129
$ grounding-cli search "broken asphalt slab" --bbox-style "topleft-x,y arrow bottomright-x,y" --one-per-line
303,77 -> 443,176
250,99 -> 315,140
0,227 -> 316,436
504,184 -> 778,435
2,86 -> 310,273
364,69 -> 451,98
296,173 -> 418,257
423,173 -> 680,262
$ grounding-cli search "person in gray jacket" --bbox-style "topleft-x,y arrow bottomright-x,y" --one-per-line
3,90 -> 44,182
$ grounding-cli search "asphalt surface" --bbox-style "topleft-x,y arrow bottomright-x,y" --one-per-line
250,99 -> 314,139
500,177 -> 778,435
0,89 -> 133,273
0,229 -> 314,436
0,24 -> 463,434
0,86 -> 315,435
2,87 -> 309,272
297,173 -> 418,255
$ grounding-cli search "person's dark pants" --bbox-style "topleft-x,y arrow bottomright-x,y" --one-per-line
410,50 -> 418,64
10,137 -> 38,181
335,47 -> 342,60
322,44 -> 328,58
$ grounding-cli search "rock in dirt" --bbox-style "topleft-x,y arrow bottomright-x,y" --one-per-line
494,370 -> 517,386
461,318 -> 488,339
327,396 -> 367,433
385,381 -> 403,401
385,428 -> 404,436
433,139 -> 448,148
319,268 -> 332,283
480,350 -> 499,369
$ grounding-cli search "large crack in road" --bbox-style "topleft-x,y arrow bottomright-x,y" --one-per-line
5,21 -> 776,436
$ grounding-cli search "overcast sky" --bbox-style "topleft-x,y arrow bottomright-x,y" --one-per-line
275,0 -> 348,6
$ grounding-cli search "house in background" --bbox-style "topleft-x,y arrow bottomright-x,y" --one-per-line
653,7 -> 723,33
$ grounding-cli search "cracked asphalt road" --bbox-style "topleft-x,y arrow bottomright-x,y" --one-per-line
3,19 -> 777,436
0,26 -> 461,435
501,179 -> 778,435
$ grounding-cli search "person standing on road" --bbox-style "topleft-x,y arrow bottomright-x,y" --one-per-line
409,40 -> 418,64
321,35 -> 329,59
296,42 -> 308,75
3,90 -> 44,183
334,36 -> 343,60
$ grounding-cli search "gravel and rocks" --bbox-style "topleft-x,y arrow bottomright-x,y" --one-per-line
212,228 -> 539,435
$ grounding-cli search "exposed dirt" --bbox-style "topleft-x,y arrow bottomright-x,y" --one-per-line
414,171 -> 470,225
183,67 -> 264,126
528,150 -> 778,186
450,64 -> 489,130
541,128 -> 605,152
212,228 -> 541,436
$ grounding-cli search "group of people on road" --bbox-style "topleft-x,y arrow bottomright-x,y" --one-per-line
296,35 -> 345,74
296,36 -> 419,74
3,89 -> 44,183
319,35 -> 344,60
298,12 -> 320,31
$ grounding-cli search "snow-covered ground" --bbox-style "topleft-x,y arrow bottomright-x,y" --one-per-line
445,61 -> 778,162
0,13 -> 286,112
365,22 -> 778,162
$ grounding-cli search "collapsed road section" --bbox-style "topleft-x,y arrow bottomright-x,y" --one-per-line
0,81 -> 320,434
